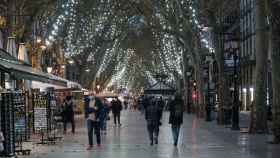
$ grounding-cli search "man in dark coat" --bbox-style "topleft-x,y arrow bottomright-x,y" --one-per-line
111,98 -> 122,126
169,94 -> 184,146
145,97 -> 162,146
63,96 -> 75,134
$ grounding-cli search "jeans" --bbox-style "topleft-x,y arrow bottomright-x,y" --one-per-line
171,124 -> 181,144
147,122 -> 159,143
64,117 -> 75,133
101,118 -> 107,131
87,120 -> 101,146
113,112 -> 121,125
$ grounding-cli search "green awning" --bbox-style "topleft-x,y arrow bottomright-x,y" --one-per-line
0,57 -> 67,87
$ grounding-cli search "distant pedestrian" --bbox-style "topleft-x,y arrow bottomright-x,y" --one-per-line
124,100 -> 128,110
111,97 -> 122,126
169,94 -> 184,146
85,96 -> 103,150
145,97 -> 162,146
62,96 -> 75,134
100,99 -> 110,134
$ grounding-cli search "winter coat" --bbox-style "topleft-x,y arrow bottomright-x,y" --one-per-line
145,99 -> 161,125
63,100 -> 75,120
169,98 -> 184,125
100,104 -> 110,122
111,99 -> 122,114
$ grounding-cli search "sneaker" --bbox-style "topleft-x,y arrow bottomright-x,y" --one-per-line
86,146 -> 93,150
150,141 -> 153,146
174,142 -> 178,146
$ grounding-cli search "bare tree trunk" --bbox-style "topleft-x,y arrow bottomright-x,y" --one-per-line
182,50 -> 191,113
269,0 -> 280,143
212,25 -> 229,125
249,0 -> 268,133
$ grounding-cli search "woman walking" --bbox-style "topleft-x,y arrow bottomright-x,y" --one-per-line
100,100 -> 110,134
169,94 -> 184,146
85,96 -> 103,150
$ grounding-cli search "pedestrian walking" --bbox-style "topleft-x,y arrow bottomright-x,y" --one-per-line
145,97 -> 162,146
111,97 -> 122,126
85,96 -> 103,150
62,95 -> 75,134
169,94 -> 184,146
100,99 -> 110,134
124,100 -> 128,110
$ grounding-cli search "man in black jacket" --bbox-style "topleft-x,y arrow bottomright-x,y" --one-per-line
63,96 -> 75,134
111,98 -> 122,126
169,94 -> 184,146
145,97 -> 162,146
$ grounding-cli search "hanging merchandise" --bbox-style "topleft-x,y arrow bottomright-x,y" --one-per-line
12,92 -> 31,155
33,93 -> 48,132
0,131 -> 4,152
0,93 -> 15,157
13,93 -> 27,140
46,90 -> 63,142
32,90 -> 61,144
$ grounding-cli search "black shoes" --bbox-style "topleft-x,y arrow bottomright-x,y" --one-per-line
155,139 -> 158,144
150,141 -> 153,146
174,142 -> 178,146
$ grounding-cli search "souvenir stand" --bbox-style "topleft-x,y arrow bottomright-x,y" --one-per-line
0,93 -> 15,157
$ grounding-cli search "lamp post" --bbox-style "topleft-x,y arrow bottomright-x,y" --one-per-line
186,71 -> 191,114
229,41 -> 240,130
205,60 -> 212,122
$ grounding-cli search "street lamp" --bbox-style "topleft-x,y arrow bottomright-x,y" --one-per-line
204,54 -> 213,122
47,67 -> 53,73
68,59 -> 74,64
229,41 -> 240,130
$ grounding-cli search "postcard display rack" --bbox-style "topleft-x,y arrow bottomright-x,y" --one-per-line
32,92 -> 48,144
47,92 -> 62,142
33,92 -> 60,144
0,93 -> 15,157
13,92 -> 31,155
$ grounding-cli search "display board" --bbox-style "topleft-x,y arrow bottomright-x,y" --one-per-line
33,93 -> 48,132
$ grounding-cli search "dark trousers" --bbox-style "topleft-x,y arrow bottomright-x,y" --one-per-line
113,112 -> 121,125
87,120 -> 101,146
147,122 -> 159,143
171,124 -> 181,144
64,117 -> 75,133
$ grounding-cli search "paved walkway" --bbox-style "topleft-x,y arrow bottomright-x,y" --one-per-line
24,111 -> 279,158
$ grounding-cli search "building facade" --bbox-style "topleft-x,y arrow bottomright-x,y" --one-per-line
240,0 -> 272,111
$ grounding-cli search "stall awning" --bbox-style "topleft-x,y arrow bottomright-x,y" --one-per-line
144,82 -> 176,95
0,54 -> 67,87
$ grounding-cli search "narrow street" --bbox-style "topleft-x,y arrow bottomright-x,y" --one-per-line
26,111 -> 279,158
